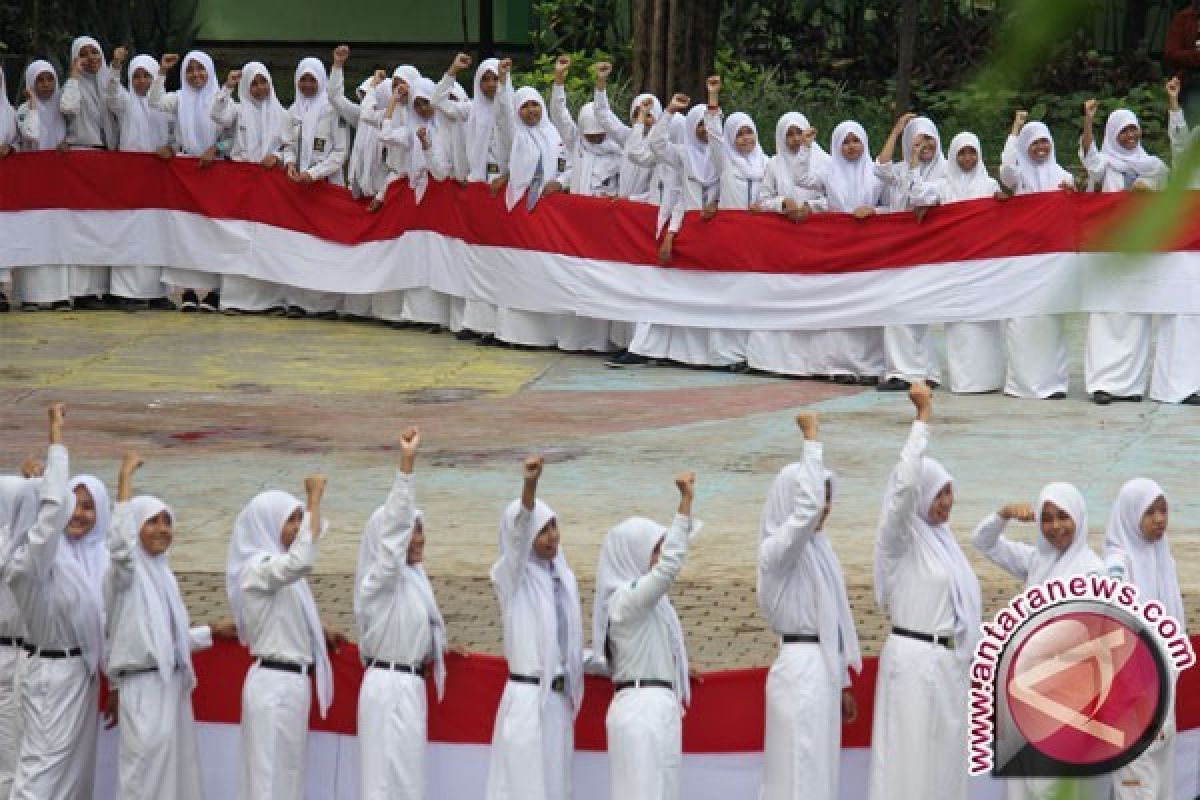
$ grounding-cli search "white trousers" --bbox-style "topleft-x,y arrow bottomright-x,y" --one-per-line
883,324 -> 941,383
606,686 -> 681,800
867,634 -> 968,800
629,324 -> 747,367
340,293 -> 374,318
1004,316 -> 1068,398
1150,315 -> 1200,403
221,275 -> 286,312
117,669 -> 203,800
0,646 -> 23,798
358,668 -> 427,800
945,321 -> 1006,393
556,316 -> 618,353
1112,719 -> 1175,800
760,643 -> 840,800
486,682 -> 573,800
161,268 -> 221,292
11,267 -> 70,304
746,328 -> 885,378
286,288 -> 340,313
402,289 -> 453,327
109,266 -> 168,299
496,308 -> 560,348
239,663 -> 311,800
371,291 -> 407,322
462,300 -> 498,334
1085,312 -> 1151,396
11,655 -> 98,800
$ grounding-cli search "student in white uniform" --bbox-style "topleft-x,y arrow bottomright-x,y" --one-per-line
281,57 -> 349,319
869,383 -> 981,800
210,61 -> 289,314
0,67 -> 16,311
225,475 -> 335,800
997,112 -> 1076,399
1079,99 -> 1169,405
149,51 -> 225,312
60,35 -> 118,308
493,69 -> 572,349
794,119 -> 888,383
13,61 -> 71,311
105,47 -> 177,311
1104,478 -> 1184,800
1156,77 -> 1200,406
355,426 -> 448,800
4,403 -> 111,800
0,471 -> 40,798
592,471 -> 698,800
873,114 -> 947,390
548,55 -> 625,352
104,451 -> 234,800
486,456 -> 584,800
972,482 -> 1111,800
757,411 -> 861,800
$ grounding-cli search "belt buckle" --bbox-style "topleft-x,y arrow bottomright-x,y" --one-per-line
550,675 -> 565,692
944,635 -> 956,650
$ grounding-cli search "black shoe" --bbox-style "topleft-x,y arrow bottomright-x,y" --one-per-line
313,310 -> 339,320
605,351 -> 652,368
455,329 -> 482,341
73,295 -> 106,310
727,361 -> 750,374
119,298 -> 149,312
1093,391 -> 1112,405
285,306 -> 307,319
199,292 -> 220,313
831,374 -> 858,385
20,302 -> 41,312
926,379 -> 940,389
1183,393 -> 1200,406
267,306 -> 287,316
52,300 -> 73,312
476,334 -> 497,346
876,377 -> 911,392
148,297 -> 177,311
1048,391 -> 1067,400
857,375 -> 880,386
0,292 -> 9,312
181,290 -> 199,312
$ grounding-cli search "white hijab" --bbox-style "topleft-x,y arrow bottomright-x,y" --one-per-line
120,55 -> 170,153
759,466 -> 862,686
718,111 -> 767,183
593,516 -> 691,705
825,120 -> 880,212
177,51 -> 219,156
1104,478 -> 1185,629
0,67 -> 16,146
237,61 -> 286,162
770,111 -> 831,191
1027,482 -> 1103,586
683,103 -> 718,188
23,60 -> 65,150
346,78 -> 389,195
569,101 -> 621,195
408,77 -> 442,203
1014,121 -> 1068,193
505,86 -> 564,211
1099,109 -> 1164,182
875,457 -> 982,661
900,115 -> 947,182
110,496 -> 197,687
63,475 -> 111,674
466,58 -> 502,179
293,57 -> 332,169
496,498 -> 584,713
942,132 -> 997,201
353,506 -> 447,699
226,490 -> 332,717
69,36 -> 117,148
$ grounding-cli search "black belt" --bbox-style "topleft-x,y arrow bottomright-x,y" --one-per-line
368,659 -> 424,676
118,666 -> 162,678
892,626 -> 954,649
782,633 -> 820,644
614,679 -> 673,692
509,673 -> 565,693
257,658 -> 313,675
0,637 -> 23,648
23,644 -> 82,659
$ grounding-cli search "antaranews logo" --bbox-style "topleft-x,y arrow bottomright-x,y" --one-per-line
969,574 -> 1194,780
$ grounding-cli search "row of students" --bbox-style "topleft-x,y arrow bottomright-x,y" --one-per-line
2,47 -> 1200,405
0,391 -> 1187,800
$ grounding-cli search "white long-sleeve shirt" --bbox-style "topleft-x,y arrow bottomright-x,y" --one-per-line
492,506 -> 563,678
281,103 -> 348,183
209,88 -> 284,164
607,513 -> 691,684
1079,141 -> 1167,192
356,473 -> 434,665
432,72 -> 503,182
379,104 -> 412,176
549,84 -> 619,197
971,514 -> 1035,583
874,160 -> 941,210
238,517 -> 321,665
758,149 -> 828,214
327,65 -> 361,128
60,74 -> 114,148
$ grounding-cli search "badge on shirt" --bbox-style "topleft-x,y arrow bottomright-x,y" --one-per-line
338,117 -> 348,128
557,157 -> 567,174
487,162 -> 500,177
314,137 -> 327,153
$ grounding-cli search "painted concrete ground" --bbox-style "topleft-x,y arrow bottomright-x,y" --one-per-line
1,311 -> 1196,668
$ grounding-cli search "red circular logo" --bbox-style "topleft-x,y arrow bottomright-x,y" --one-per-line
1005,610 -> 1164,766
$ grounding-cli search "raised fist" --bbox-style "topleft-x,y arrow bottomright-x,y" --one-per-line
523,455 -> 544,482
225,69 -> 241,89
304,474 -> 328,499
674,471 -> 696,496
795,412 -> 819,440
452,52 -> 472,73
333,45 -> 350,66
113,46 -> 128,65
161,53 -> 180,72
705,75 -> 721,94
1083,98 -> 1098,118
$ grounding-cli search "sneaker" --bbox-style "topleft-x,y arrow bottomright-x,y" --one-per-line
52,300 -> 73,312
181,290 -> 199,312
876,377 -> 911,392
199,292 -> 220,313
604,351 -> 652,368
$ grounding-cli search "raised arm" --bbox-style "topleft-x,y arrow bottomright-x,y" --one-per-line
210,70 -> 240,128
14,404 -> 71,581
105,47 -> 129,118
490,456 -> 544,602
971,504 -> 1037,582
876,112 -> 915,167
1167,77 -> 1190,161
877,384 -> 933,560
759,414 -> 827,573
703,76 -> 727,175
548,56 -> 577,148
610,472 -> 696,617
328,46 -> 361,128
999,110 -> 1027,190
106,451 -> 144,594
592,62 -> 631,145
493,59 -> 517,168
240,474 -> 326,593
432,53 -> 473,122
358,427 -> 421,603
59,57 -> 84,119
148,54 -> 181,113
648,93 -> 690,171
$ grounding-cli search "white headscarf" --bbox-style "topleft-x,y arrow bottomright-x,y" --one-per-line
1026,482 -> 1103,586
119,55 -> 170,153
942,132 -> 997,201
505,86 -> 564,211
568,101 -> 621,195
353,506 -> 447,699
61,475 -> 111,674
630,93 -> 662,124
1014,121 -> 1068,193
292,57 -> 332,170
177,50 -> 219,156
495,498 -> 584,713
466,58 -> 502,180
717,111 -> 767,184
875,457 -> 982,661
759,465 -> 862,685
22,60 -> 65,150
683,103 -> 718,189
69,36 -> 117,148
1099,109 -> 1164,183
617,93 -> 663,198
237,61 -> 286,162
110,496 -> 197,687
825,120 -> 880,212
1104,479 -> 1185,628
770,111 -> 831,189
900,115 -> 947,182
592,516 -> 691,705
407,77 -> 442,203
226,490 -> 332,717
0,67 -> 17,146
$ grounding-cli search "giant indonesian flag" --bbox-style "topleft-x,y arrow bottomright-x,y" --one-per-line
3,151 -> 1200,329
83,638 -> 1200,799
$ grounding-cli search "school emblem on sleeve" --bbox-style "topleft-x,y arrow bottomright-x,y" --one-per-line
967,577 -> 1194,782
